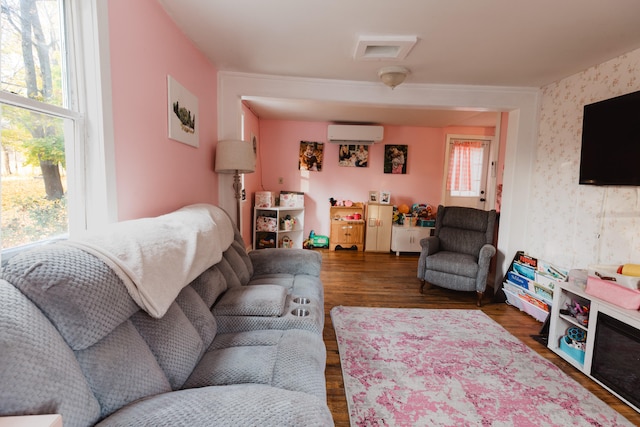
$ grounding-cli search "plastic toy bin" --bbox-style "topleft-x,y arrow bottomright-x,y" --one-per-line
559,335 -> 585,365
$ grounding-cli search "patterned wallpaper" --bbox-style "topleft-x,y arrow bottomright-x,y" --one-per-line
527,48 -> 640,269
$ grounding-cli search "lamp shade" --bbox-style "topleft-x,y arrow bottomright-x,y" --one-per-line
215,140 -> 256,174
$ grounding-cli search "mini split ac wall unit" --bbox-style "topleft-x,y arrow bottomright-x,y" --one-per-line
327,124 -> 384,144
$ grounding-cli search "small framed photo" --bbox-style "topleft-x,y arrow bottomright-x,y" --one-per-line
380,191 -> 391,204
368,191 -> 378,203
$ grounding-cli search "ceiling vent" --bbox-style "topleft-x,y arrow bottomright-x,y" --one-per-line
354,35 -> 418,61
328,124 -> 384,144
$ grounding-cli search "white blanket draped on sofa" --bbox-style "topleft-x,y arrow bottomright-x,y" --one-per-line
63,204 -> 234,318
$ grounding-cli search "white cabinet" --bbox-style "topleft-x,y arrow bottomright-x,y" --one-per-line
365,204 -> 393,252
548,281 -> 640,412
253,206 -> 304,250
391,225 -> 433,256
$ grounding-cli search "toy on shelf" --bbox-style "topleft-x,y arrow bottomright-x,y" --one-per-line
564,299 -> 589,326
563,326 -> 587,353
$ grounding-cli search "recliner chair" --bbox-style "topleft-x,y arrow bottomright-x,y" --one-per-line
417,205 -> 496,306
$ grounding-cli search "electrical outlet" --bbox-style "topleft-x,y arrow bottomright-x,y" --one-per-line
278,177 -> 284,184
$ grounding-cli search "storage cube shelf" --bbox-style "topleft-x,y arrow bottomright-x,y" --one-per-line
253,206 -> 304,249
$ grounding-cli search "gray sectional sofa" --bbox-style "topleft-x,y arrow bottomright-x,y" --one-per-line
0,204 -> 333,426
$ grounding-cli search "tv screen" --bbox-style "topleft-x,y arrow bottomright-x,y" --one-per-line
579,90 -> 640,186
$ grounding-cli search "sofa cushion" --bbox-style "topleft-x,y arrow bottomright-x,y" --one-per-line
131,302 -> 205,390
0,280 -> 101,427
184,329 -> 327,400
216,257 -> 245,288
224,238 -> 254,283
96,384 -> 334,427
189,265 -> 228,308
2,244 -> 139,351
175,286 -> 217,348
74,320 -> 172,419
212,285 -> 287,317
425,251 -> 480,278
438,227 -> 487,257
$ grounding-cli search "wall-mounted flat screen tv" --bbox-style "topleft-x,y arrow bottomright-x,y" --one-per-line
579,89 -> 640,186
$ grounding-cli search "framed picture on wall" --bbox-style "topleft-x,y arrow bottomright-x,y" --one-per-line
299,141 -> 323,171
380,191 -> 391,204
167,75 -> 199,147
369,191 -> 378,203
339,144 -> 368,167
384,144 -> 407,174
251,133 -> 258,155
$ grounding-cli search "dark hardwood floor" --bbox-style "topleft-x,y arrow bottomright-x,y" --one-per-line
319,250 -> 640,426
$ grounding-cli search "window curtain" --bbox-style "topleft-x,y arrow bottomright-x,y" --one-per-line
447,140 -> 484,192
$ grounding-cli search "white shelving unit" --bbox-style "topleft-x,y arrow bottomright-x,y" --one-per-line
253,206 -> 304,250
548,280 -> 640,413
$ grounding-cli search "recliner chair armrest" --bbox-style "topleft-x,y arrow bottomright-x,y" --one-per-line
478,244 -> 496,265
474,244 -> 497,293
417,236 -> 440,281
419,236 -> 440,256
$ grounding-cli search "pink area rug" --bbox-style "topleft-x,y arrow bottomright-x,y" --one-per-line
331,306 -> 633,427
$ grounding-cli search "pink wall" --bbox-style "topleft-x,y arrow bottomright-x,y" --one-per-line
257,120 -> 495,239
108,0 -> 218,221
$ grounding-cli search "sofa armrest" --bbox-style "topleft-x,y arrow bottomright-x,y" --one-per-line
249,249 -> 322,277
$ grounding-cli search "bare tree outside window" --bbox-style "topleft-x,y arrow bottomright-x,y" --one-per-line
1,0 -> 69,248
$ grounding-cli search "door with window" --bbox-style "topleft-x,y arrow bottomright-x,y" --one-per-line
443,135 -> 492,209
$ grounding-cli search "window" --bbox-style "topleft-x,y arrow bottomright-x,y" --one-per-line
446,139 -> 486,197
0,0 -> 114,253
443,136 -> 492,210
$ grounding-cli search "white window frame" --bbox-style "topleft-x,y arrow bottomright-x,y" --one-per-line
67,0 -> 117,231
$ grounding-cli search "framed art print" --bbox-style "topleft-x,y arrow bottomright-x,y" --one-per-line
168,75 -> 199,147
384,144 -> 407,174
339,144 -> 368,167
299,141 -> 323,171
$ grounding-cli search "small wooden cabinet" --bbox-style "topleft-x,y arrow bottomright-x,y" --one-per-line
391,225 -> 433,256
329,203 -> 365,251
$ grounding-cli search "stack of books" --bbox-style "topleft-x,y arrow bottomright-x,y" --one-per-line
503,252 -> 568,322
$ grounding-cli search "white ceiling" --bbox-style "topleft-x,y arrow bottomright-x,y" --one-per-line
158,0 -> 640,128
